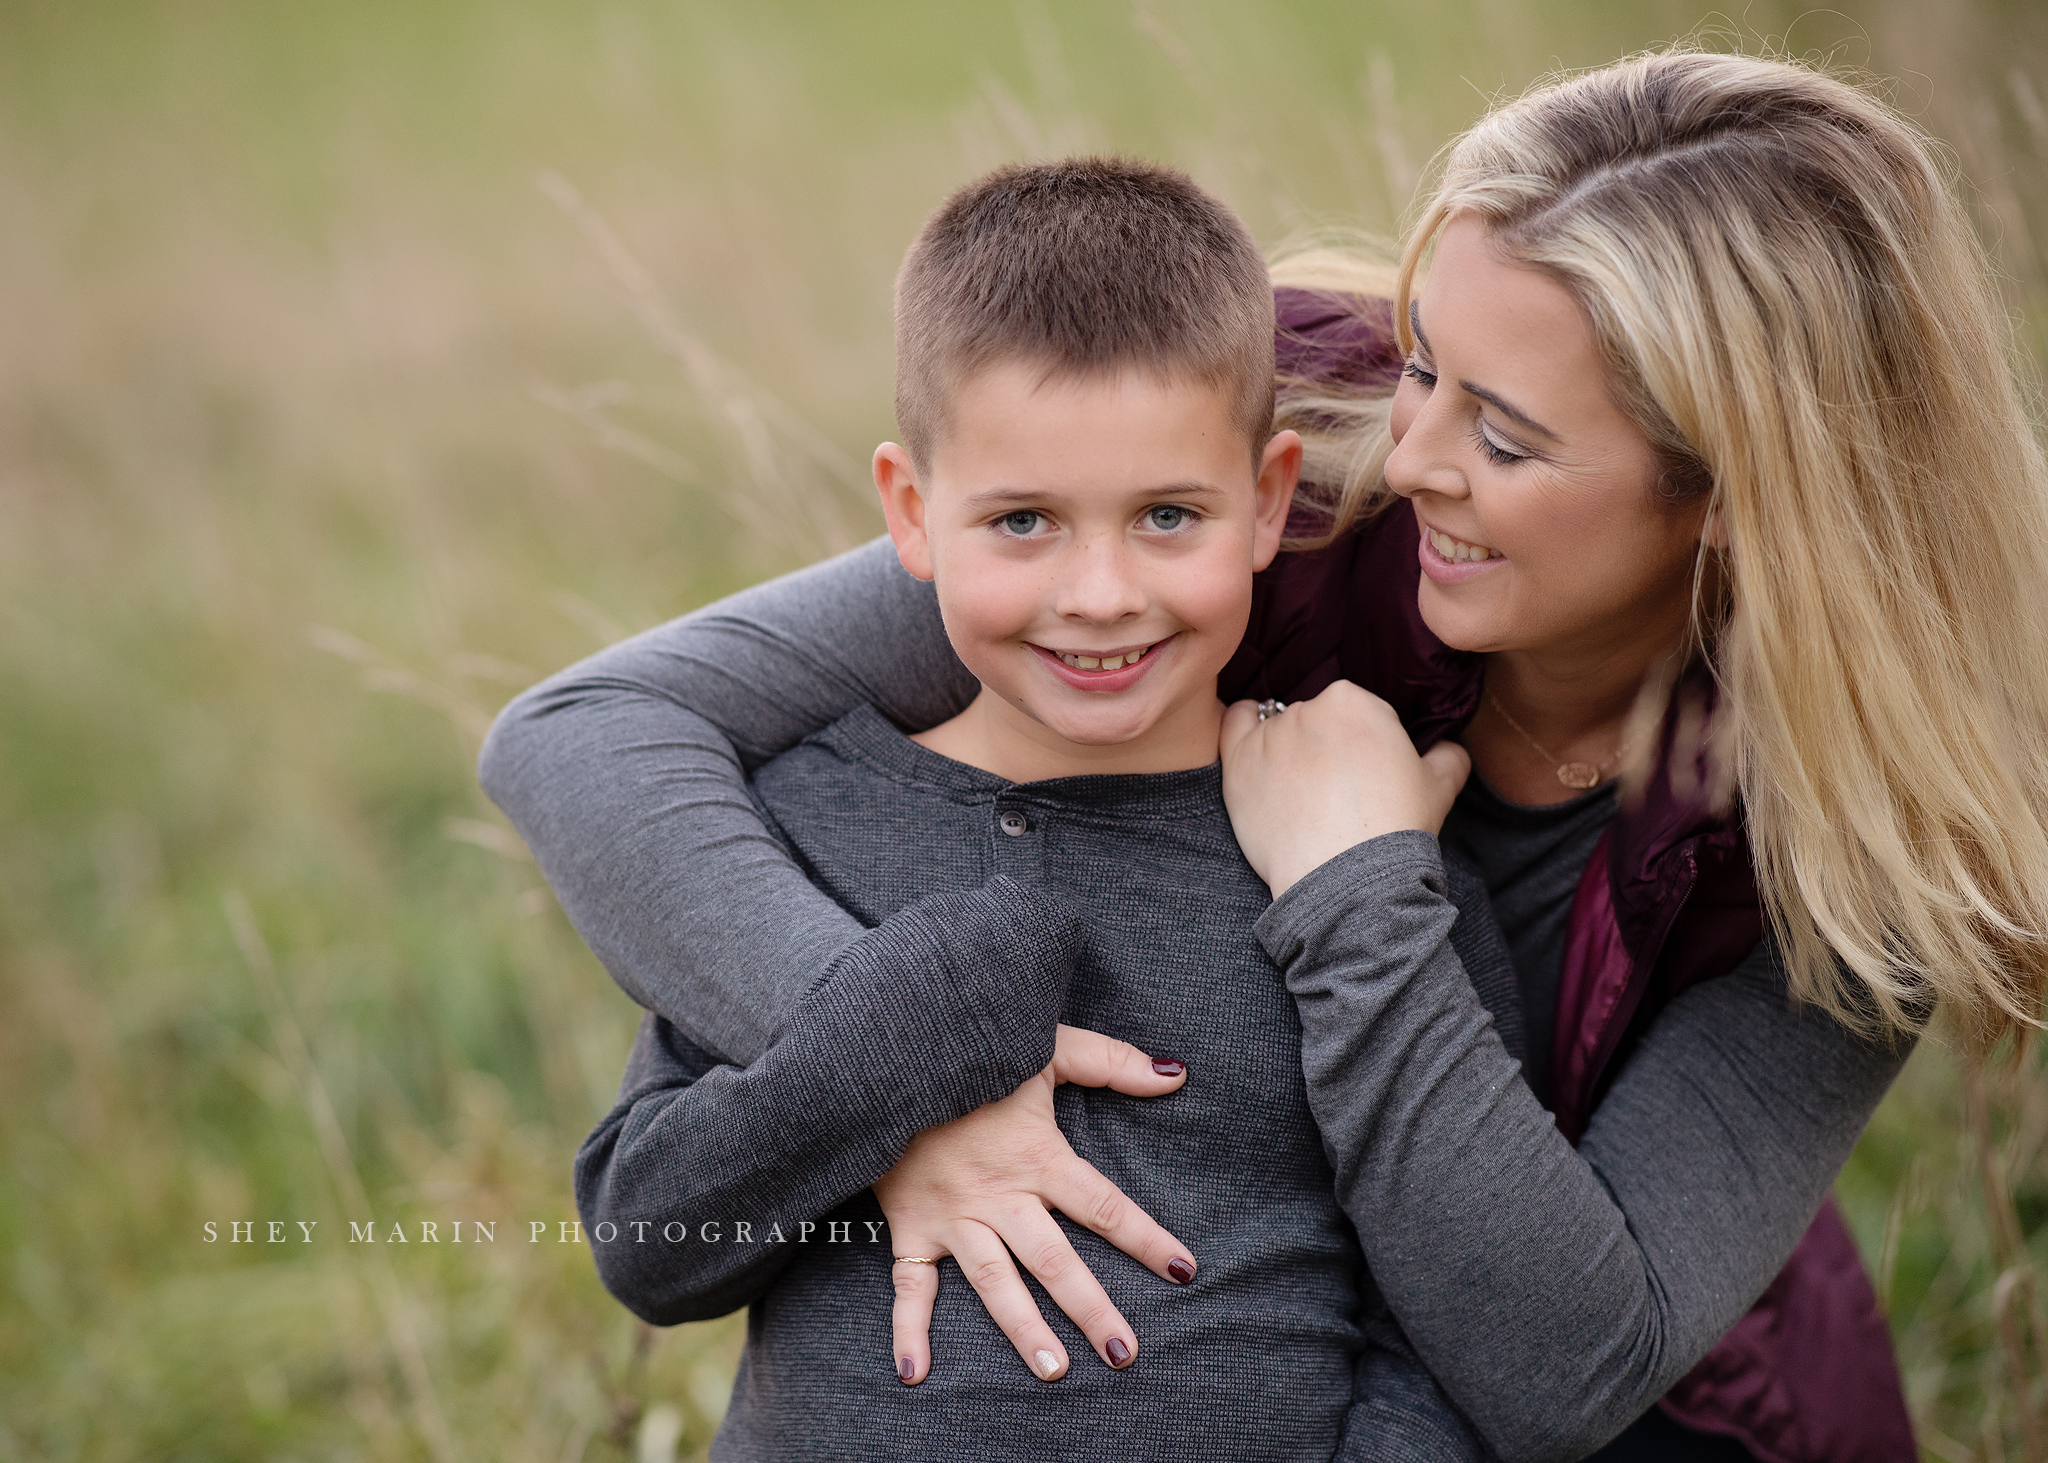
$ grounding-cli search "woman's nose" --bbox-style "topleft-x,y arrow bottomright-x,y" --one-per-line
1384,396 -> 1470,501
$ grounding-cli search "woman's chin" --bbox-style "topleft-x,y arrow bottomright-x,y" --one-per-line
1415,582 -> 1510,655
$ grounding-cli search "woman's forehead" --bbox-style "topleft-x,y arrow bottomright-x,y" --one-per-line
1416,218 -> 1621,434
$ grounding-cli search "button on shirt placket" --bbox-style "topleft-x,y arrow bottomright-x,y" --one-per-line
992,803 -> 1046,883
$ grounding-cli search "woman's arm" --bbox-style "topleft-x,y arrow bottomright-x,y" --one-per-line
479,536 -> 972,1062
1257,831 -> 1908,1462
1340,1327 -> 1492,1463
576,880 -> 1076,1323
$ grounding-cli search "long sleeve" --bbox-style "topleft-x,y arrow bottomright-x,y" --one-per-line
575,880 -> 1077,1325
1339,1336 -> 1494,1463
479,536 -> 972,1062
1255,831 -> 1909,1463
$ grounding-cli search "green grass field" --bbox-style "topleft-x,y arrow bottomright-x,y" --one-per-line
2,1 -> 2045,1457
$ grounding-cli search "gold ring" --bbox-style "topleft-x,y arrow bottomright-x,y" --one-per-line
893,1256 -> 939,1264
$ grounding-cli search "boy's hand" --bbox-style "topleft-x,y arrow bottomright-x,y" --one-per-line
1219,680 -> 1470,899
876,1024 -> 1194,1386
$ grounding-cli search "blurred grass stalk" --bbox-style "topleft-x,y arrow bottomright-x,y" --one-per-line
1966,1059 -> 2048,1460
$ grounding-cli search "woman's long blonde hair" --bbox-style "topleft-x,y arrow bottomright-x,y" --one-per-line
1281,48 -> 2048,1053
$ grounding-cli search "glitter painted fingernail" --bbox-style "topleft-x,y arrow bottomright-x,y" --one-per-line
1034,1349 -> 1062,1379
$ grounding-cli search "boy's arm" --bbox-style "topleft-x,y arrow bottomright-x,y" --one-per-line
576,880 -> 1076,1324
479,536 -> 973,1065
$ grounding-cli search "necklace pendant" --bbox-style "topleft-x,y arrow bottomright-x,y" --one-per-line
1557,762 -> 1602,790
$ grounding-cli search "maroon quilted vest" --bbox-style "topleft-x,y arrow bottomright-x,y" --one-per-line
1213,290 -> 1916,1462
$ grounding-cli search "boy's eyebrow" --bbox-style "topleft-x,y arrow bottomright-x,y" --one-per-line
963,482 -> 1231,510
1411,299 -> 1562,443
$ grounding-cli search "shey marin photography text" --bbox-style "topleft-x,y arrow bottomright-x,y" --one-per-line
201,1217 -> 892,1247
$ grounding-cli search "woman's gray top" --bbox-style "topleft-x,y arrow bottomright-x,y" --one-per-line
479,537 -> 1911,1462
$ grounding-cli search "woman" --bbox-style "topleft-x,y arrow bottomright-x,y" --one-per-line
483,50 -> 2048,1461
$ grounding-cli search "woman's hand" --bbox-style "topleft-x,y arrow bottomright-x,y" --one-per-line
877,1024 -> 1195,1386
1220,680 -> 1471,899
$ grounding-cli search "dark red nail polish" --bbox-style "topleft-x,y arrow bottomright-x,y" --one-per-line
899,1356 -> 916,1383
1106,1337 -> 1132,1367
1167,1256 -> 1194,1284
1151,1057 -> 1185,1076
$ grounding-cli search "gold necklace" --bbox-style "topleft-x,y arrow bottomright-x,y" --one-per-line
1485,690 -> 1632,791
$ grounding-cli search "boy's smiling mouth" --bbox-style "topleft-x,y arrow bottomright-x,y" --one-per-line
1026,635 -> 1173,687
1041,639 -> 1160,672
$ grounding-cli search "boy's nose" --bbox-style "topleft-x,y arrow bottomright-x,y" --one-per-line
1054,536 -> 1148,623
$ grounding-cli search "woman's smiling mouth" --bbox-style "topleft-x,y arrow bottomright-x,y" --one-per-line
1418,521 -> 1508,586
1425,527 -> 1502,563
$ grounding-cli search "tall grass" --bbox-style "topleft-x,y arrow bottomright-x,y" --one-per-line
0,1 -> 2044,1458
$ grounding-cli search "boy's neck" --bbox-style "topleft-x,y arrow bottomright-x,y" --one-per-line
913,685 -> 1225,783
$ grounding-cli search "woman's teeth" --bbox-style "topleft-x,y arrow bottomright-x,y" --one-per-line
1429,528 -> 1502,564
1058,643 -> 1151,671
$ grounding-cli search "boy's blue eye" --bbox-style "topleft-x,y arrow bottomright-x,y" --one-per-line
998,510 -> 1044,536
1147,506 -> 1193,531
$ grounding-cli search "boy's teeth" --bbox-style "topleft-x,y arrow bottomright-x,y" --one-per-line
1059,644 -> 1149,671
1429,528 -> 1501,564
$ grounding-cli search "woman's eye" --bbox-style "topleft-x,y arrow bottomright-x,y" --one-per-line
1474,423 -> 1530,466
1146,505 -> 1194,531
1402,357 -> 1438,389
996,510 -> 1046,536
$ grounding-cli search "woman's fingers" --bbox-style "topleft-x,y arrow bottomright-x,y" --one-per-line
1050,1023 -> 1188,1093
889,1249 -> 943,1385
1218,698 -> 1264,760
997,1202 -> 1139,1371
1045,1150 -> 1196,1287
1417,739 -> 1473,833
873,1066 -> 1193,1386
947,1221 -> 1071,1382
1222,678 -> 1468,897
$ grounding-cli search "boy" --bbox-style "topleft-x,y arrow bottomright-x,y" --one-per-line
575,159 -> 1506,1460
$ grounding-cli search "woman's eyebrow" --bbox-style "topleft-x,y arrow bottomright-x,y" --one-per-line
1413,298 -> 1562,442
1461,383 -> 1561,442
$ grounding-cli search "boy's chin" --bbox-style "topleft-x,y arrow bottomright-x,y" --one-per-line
1029,698 -> 1209,755
1036,713 -> 1161,749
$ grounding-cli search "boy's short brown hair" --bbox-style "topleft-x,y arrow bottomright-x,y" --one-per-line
893,158 -> 1275,471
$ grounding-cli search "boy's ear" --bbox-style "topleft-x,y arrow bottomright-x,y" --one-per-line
1251,430 -> 1303,573
873,443 -> 935,581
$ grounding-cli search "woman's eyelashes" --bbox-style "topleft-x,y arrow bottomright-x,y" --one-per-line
1407,354 -> 1534,467
1473,422 -> 1532,466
